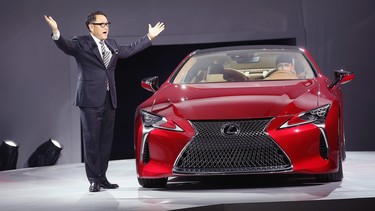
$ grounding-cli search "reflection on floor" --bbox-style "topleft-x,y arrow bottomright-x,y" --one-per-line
0,152 -> 374,211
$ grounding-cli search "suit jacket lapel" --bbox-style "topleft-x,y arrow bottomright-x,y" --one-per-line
87,36 -> 106,67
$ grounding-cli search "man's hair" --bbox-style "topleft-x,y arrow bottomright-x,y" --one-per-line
85,11 -> 107,31
276,55 -> 294,65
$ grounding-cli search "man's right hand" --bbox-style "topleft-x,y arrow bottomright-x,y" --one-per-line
44,15 -> 59,34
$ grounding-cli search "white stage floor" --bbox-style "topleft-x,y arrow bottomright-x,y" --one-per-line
0,151 -> 374,210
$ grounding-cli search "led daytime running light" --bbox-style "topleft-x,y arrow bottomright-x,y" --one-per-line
141,110 -> 183,131
281,104 -> 330,128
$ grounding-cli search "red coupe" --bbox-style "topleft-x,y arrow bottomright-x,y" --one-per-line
134,45 -> 354,188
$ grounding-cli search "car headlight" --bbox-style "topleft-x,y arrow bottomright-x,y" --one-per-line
280,104 -> 331,129
141,110 -> 183,131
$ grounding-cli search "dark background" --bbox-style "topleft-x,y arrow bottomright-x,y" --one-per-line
0,0 -> 374,168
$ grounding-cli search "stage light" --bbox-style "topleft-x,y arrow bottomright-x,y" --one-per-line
0,140 -> 19,171
28,138 -> 63,167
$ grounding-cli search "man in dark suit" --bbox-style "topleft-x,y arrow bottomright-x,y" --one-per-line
44,11 -> 165,192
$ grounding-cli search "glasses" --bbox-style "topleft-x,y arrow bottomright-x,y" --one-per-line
91,22 -> 111,28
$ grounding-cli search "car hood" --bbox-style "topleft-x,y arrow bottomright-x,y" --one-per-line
151,79 -> 320,120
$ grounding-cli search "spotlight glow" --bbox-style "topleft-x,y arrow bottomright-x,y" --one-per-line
51,139 -> 63,149
4,140 -> 18,147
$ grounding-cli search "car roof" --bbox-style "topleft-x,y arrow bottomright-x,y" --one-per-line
192,45 -> 303,56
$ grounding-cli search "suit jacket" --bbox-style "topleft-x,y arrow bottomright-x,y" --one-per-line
54,34 -> 151,108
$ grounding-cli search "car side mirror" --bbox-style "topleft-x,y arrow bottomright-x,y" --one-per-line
141,76 -> 159,93
328,69 -> 354,90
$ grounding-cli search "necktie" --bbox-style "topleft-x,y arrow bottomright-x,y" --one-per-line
100,41 -> 110,91
99,41 -> 110,68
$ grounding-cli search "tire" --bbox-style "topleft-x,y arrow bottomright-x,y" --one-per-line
138,177 -> 168,188
315,154 -> 343,182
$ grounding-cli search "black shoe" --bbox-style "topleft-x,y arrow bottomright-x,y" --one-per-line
89,182 -> 101,192
100,180 -> 119,189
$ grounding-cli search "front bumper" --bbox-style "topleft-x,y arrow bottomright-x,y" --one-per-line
136,117 -> 338,178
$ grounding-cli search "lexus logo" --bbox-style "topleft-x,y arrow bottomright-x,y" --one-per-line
221,123 -> 240,136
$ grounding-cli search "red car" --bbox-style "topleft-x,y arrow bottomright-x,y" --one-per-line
134,45 -> 354,188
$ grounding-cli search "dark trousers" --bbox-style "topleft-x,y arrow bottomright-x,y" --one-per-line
80,92 -> 115,184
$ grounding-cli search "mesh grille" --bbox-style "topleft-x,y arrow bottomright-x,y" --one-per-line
173,119 -> 292,174
319,132 -> 329,160
143,141 -> 150,165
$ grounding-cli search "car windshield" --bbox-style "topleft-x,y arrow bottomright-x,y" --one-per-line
172,49 -> 316,84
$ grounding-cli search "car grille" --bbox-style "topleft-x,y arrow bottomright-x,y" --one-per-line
173,119 -> 292,175
319,131 -> 329,160
143,140 -> 150,165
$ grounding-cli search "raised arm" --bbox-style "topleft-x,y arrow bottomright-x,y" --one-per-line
44,15 -> 80,56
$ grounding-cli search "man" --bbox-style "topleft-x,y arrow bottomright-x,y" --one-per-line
44,11 -> 165,192
265,54 -> 299,80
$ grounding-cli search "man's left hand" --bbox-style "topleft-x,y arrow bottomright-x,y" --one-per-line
148,22 -> 165,40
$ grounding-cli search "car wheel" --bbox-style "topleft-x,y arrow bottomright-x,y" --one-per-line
138,177 -> 168,188
315,153 -> 343,182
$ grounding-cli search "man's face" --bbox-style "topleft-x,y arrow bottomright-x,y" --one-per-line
89,15 -> 110,41
276,63 -> 294,73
